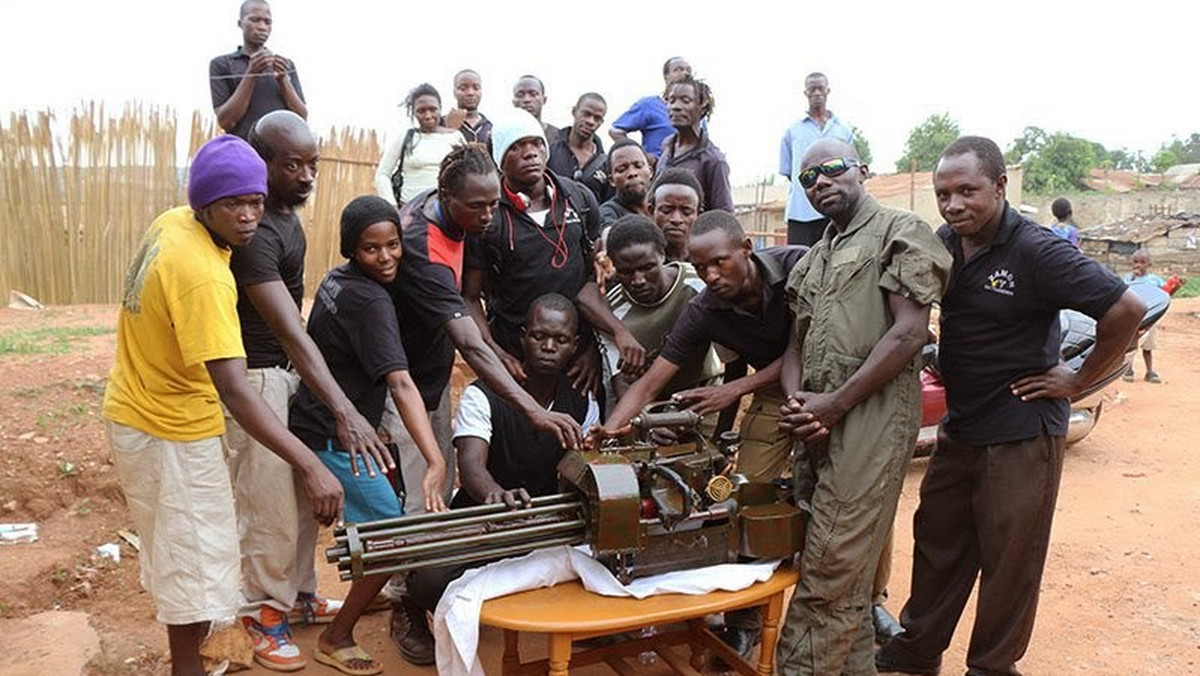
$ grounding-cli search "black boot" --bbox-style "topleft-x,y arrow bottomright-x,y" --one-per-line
872,603 -> 904,645
389,595 -> 435,666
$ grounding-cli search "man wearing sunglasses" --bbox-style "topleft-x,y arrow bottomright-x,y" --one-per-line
779,73 -> 855,247
776,138 -> 952,676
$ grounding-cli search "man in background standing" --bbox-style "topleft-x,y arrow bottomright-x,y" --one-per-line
445,69 -> 493,148
779,72 -> 853,246
210,0 -> 307,140
609,57 -> 693,163
512,75 -> 559,145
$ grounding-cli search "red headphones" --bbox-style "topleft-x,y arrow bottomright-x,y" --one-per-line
503,182 -> 532,212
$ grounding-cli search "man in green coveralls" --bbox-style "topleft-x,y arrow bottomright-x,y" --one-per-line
775,138 -> 952,675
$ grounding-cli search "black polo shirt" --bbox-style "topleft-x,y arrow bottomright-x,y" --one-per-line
547,127 -> 612,204
209,47 -> 306,140
464,173 -> 600,356
655,129 -> 733,213
289,264 -> 409,449
229,207 -> 306,369
442,113 -> 493,148
389,190 -> 472,411
938,205 -> 1126,445
660,246 -> 806,370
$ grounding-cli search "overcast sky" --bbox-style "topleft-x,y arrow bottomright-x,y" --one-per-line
2,0 -> 1196,185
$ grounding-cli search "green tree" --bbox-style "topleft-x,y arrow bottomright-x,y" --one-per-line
849,126 -> 873,166
1006,126 -> 1104,193
1151,133 -> 1200,171
895,113 -> 960,173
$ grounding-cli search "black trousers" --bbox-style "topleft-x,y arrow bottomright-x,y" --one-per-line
884,427 -> 1065,676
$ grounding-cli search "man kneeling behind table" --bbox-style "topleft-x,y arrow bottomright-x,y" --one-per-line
393,292 -> 599,663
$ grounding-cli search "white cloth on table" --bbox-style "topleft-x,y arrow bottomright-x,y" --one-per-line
432,544 -> 780,676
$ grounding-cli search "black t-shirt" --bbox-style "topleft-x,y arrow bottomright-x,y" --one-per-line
209,47 -> 306,140
547,128 -> 612,204
598,198 -> 637,229
389,190 -> 471,411
660,246 -> 806,370
938,205 -> 1126,445
289,264 -> 409,449
450,377 -> 590,509
464,173 -> 600,355
229,207 -> 306,369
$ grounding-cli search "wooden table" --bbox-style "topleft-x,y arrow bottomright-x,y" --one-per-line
478,567 -> 799,676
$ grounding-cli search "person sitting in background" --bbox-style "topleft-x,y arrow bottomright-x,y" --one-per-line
649,168 -> 704,263
374,83 -> 464,207
1049,196 -> 1081,247
599,140 -> 653,227
548,92 -> 611,203
1123,248 -> 1167,383
655,74 -> 732,213
288,195 -> 449,676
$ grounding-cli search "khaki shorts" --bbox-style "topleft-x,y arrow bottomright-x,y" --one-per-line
1139,325 -> 1158,351
107,421 -> 242,626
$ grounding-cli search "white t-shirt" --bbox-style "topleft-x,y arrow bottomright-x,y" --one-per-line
454,383 -> 600,442
373,128 -> 465,204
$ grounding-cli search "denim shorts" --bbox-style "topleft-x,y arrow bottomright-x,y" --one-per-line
314,440 -> 404,523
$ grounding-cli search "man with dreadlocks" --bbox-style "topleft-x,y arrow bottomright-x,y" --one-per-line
654,74 -> 733,213
382,142 -> 585,665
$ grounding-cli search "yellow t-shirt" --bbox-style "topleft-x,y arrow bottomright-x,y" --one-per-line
102,206 -> 246,440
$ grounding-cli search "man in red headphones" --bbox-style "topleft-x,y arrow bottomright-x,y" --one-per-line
463,109 -> 644,395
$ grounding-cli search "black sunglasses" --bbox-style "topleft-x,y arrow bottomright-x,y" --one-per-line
798,157 -> 860,189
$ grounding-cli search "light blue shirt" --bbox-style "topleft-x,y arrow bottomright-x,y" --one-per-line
779,113 -> 854,222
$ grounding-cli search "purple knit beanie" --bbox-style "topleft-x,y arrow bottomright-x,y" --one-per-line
187,135 -> 268,210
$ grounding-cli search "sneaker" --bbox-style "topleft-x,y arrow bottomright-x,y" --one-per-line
288,591 -> 344,625
1145,371 -> 1162,384
243,606 -> 306,672
1122,367 -> 1135,382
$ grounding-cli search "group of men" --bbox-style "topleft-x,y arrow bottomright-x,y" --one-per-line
104,2 -> 1147,675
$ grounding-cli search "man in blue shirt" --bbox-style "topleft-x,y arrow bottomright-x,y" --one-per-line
779,73 -> 854,246
609,57 -> 693,161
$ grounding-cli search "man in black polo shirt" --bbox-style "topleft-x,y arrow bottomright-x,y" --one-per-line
600,210 -> 805,657
599,140 -> 653,227
229,111 -> 389,671
548,93 -> 611,203
463,109 -> 645,395
210,0 -> 307,140
877,137 -> 1145,676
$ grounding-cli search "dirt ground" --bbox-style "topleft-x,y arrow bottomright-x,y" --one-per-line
0,300 -> 1198,676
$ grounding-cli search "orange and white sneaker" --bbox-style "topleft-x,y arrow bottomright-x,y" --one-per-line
288,591 -> 344,625
242,606 -> 306,672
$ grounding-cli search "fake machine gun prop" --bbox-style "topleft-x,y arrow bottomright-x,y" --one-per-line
326,403 -> 805,583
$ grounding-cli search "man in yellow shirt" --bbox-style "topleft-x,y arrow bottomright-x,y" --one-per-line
102,135 -> 343,676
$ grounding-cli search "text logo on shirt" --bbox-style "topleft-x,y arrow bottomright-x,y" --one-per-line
985,268 -> 1016,296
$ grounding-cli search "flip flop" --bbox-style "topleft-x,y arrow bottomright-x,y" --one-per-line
314,644 -> 383,676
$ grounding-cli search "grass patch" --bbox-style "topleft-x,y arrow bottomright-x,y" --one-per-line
1174,276 -> 1200,299
0,326 -> 113,355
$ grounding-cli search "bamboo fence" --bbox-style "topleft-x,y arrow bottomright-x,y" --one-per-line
0,104 -> 381,304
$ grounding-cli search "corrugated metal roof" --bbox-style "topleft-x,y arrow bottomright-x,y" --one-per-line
1079,211 -> 1200,243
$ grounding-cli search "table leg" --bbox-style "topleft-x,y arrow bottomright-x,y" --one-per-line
757,591 -> 785,676
548,633 -> 572,676
686,619 -> 707,671
502,629 -> 520,676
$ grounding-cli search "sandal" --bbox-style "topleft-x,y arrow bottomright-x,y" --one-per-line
314,644 -> 383,676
